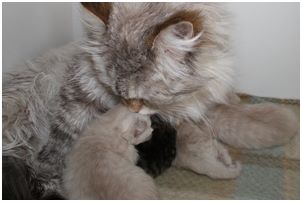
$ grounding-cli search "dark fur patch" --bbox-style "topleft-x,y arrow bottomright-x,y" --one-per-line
146,10 -> 203,47
37,124 -> 74,167
2,156 -> 34,199
40,192 -> 65,200
81,2 -> 112,25
136,114 -> 177,177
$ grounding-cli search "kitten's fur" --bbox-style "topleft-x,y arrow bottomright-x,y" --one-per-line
136,114 -> 177,177
63,104 -> 158,199
3,2 -> 298,199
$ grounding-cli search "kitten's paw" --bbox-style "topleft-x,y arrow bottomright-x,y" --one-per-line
207,161 -> 242,179
216,142 -> 233,166
223,161 -> 242,179
229,161 -> 242,174
231,161 -> 242,176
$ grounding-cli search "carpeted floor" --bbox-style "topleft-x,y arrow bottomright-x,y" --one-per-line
155,95 -> 300,200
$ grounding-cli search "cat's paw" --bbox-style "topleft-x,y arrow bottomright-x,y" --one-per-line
207,161 -> 242,179
216,142 -> 233,167
205,141 -> 242,179
212,142 -> 242,179
222,161 -> 242,179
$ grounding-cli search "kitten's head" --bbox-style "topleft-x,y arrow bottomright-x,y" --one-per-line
81,3 -> 234,121
119,113 -> 153,145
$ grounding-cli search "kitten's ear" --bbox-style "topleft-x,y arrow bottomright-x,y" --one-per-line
131,118 -> 153,145
81,2 -> 112,25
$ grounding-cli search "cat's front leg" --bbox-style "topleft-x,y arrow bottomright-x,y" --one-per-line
173,121 -> 241,179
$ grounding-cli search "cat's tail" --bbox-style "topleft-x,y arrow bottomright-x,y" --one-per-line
210,103 -> 299,149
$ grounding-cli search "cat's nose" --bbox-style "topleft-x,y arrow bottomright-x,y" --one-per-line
122,99 -> 144,113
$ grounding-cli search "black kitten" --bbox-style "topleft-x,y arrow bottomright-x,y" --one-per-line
136,114 -> 177,177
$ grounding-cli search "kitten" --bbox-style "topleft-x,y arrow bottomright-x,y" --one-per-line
136,114 -> 177,177
3,2 -> 298,199
63,104 -> 158,199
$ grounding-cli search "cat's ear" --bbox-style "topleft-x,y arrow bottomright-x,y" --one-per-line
81,2 -> 112,25
169,21 -> 194,39
80,2 -> 112,39
148,10 -> 203,55
151,21 -> 202,54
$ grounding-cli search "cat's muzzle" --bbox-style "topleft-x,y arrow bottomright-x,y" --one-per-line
122,99 -> 144,113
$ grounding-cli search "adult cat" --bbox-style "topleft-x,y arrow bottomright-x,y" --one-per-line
3,2 -> 298,199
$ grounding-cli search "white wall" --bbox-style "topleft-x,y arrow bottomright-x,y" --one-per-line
3,3 -> 74,72
227,3 -> 300,99
2,3 -> 300,99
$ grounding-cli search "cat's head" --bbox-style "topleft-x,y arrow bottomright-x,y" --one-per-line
81,3 -> 234,122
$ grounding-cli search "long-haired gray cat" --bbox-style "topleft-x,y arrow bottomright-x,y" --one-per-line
63,104 -> 158,199
3,2 -> 298,199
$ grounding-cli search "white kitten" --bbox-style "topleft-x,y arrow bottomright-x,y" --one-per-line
63,104 -> 158,199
